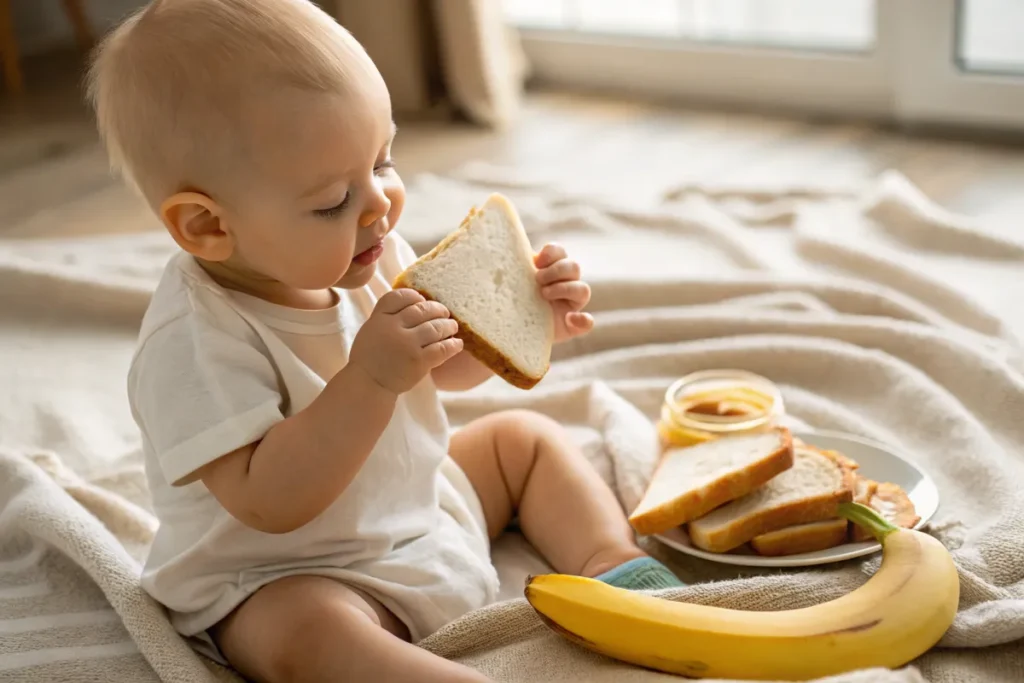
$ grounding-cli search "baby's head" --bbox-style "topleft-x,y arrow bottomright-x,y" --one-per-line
88,0 -> 404,291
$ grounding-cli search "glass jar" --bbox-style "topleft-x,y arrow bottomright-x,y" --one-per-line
657,369 -> 785,449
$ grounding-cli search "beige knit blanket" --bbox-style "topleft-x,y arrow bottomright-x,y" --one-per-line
1,167 -> 1023,682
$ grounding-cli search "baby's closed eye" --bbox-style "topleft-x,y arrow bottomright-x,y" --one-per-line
314,194 -> 351,219
313,159 -> 395,219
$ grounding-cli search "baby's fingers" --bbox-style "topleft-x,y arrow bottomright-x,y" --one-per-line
414,317 -> 459,347
536,259 -> 581,286
423,336 -> 464,368
398,300 -> 450,327
534,243 -> 568,269
377,288 -> 425,315
566,311 -> 594,334
542,281 -> 591,310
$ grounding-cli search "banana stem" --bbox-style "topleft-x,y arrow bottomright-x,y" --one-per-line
838,502 -> 900,543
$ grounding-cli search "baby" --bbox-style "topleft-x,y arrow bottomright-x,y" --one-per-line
88,1 -> 681,681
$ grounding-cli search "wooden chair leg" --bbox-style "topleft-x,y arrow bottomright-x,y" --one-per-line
62,0 -> 95,52
0,0 -> 24,95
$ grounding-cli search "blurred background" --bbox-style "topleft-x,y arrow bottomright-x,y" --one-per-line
3,0 -> 1024,239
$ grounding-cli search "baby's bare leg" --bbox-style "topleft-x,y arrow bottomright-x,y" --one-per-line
211,575 -> 491,683
450,410 -> 645,577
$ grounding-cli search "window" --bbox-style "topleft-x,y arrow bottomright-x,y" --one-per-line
957,0 -> 1024,74
506,0 -> 876,50
504,0 -> 1024,130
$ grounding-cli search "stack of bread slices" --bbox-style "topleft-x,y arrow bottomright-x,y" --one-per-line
628,427 -> 919,555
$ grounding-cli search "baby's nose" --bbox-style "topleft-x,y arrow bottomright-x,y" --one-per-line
360,190 -> 391,228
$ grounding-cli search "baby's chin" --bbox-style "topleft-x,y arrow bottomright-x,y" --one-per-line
333,261 -> 377,289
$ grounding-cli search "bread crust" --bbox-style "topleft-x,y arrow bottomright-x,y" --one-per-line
751,519 -> 849,556
628,427 -> 794,536
687,446 -> 857,553
390,195 -> 552,390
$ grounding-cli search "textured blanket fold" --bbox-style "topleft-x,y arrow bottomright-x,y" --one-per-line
1,166 -> 1023,682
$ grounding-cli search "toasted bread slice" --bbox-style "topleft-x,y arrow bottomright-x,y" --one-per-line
687,443 -> 856,553
750,519 -> 849,556
393,194 -> 554,389
850,481 -> 919,542
628,428 -> 794,536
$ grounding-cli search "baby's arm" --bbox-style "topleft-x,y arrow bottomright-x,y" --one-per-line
189,363 -> 395,533
192,289 -> 462,534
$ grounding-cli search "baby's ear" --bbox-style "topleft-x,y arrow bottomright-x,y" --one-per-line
160,191 -> 234,262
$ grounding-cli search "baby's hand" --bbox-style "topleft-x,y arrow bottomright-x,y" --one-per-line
350,289 -> 463,393
535,243 -> 594,343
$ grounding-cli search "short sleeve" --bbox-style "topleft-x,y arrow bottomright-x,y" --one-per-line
128,309 -> 284,485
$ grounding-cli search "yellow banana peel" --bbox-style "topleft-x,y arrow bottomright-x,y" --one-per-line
525,503 -> 959,680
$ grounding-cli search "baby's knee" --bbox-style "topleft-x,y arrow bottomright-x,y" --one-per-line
219,577 -> 383,682
489,410 -> 576,471
266,600 -> 380,680
492,409 -> 564,446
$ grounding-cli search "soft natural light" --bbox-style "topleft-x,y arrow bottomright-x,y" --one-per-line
503,0 -> 876,51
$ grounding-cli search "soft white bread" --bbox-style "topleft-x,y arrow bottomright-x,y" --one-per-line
687,444 -> 856,553
628,427 -> 794,536
850,481 -> 919,542
750,519 -> 849,556
749,459 -> 873,556
393,194 -> 554,389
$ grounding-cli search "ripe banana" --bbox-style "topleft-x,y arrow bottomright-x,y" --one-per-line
525,502 -> 958,680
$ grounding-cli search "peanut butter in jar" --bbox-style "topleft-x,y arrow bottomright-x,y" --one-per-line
657,369 -> 785,449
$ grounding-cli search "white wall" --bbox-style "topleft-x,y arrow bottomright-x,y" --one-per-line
12,0 -> 148,55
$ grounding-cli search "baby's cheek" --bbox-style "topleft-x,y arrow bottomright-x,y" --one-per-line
309,224 -> 357,273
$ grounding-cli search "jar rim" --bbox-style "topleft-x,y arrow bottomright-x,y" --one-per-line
663,369 -> 783,434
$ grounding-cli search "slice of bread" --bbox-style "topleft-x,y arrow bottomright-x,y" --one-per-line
687,443 -> 856,553
794,439 -> 861,473
628,427 -> 794,536
749,460 -> 874,556
392,194 -> 554,390
850,481 -> 919,542
750,519 -> 849,556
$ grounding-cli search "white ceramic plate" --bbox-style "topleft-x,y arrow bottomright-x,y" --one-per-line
654,430 -> 940,567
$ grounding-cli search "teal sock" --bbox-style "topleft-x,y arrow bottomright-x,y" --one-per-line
595,557 -> 684,590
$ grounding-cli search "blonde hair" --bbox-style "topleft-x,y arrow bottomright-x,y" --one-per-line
87,0 -> 376,207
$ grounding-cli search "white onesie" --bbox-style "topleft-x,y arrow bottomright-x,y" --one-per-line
127,231 -> 499,661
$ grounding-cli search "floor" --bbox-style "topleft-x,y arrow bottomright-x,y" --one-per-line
3,51 -> 1024,241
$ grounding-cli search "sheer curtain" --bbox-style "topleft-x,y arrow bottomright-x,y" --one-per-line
329,0 -> 528,128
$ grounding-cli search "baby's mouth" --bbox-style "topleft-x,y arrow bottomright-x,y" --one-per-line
352,240 -> 384,266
